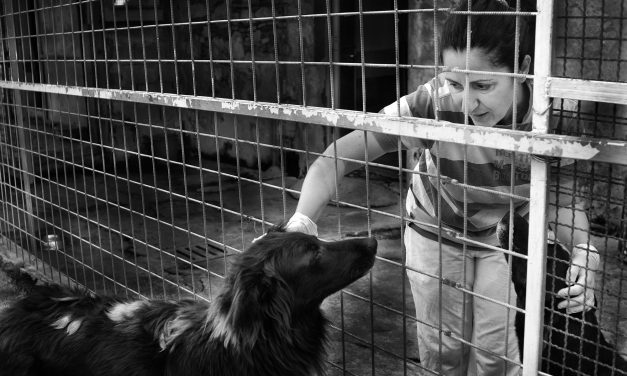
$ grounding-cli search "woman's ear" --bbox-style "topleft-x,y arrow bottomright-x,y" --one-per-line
518,55 -> 531,82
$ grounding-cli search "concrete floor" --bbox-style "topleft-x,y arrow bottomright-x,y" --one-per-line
1,159 -> 626,375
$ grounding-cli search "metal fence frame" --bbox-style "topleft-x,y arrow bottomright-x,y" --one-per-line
1,1 -> 626,375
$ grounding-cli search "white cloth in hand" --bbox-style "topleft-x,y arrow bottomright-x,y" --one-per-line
557,243 -> 600,314
284,212 -> 318,236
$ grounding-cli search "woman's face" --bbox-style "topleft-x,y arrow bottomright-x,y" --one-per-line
442,48 -> 528,127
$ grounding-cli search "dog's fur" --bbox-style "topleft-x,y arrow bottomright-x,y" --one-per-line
497,213 -> 627,375
0,227 -> 377,376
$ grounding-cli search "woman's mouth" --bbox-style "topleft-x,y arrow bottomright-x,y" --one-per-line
470,112 -> 491,124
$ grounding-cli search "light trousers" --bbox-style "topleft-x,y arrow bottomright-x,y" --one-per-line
404,227 -> 521,376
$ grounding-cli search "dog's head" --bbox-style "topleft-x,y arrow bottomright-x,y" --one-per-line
254,227 -> 378,306
209,226 -> 377,348
497,212 -> 570,308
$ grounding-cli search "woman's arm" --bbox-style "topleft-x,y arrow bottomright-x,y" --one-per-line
548,182 -> 600,314
548,199 -> 590,251
290,83 -> 430,233
294,129 -> 398,223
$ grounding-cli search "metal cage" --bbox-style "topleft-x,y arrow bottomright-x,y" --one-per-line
0,1 -> 626,375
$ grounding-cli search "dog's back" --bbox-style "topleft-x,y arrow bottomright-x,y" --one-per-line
0,284 -> 104,375
497,213 -> 627,375
0,284 -> 171,376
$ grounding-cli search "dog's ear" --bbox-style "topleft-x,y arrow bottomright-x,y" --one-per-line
497,212 -> 530,255
496,214 -> 511,254
210,267 -> 292,349
497,212 -> 530,297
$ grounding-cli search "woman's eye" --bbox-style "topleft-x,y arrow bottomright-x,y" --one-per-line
447,81 -> 462,91
473,83 -> 492,91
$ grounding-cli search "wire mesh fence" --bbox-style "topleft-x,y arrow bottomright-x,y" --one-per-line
0,0 -> 626,375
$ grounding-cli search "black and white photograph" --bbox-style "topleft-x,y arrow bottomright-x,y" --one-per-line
0,1 -> 626,375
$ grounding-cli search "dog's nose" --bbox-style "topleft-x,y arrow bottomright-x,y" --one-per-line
334,237 -> 378,256
364,238 -> 378,255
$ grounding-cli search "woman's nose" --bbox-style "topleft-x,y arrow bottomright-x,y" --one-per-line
461,92 -> 480,114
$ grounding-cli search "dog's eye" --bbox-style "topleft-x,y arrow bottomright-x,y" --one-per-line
309,249 -> 322,266
308,243 -> 319,252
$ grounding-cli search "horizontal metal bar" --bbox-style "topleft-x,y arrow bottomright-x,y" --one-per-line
2,5 -> 446,20
547,77 -> 627,105
0,57 -> 435,71
1,80 -> 626,165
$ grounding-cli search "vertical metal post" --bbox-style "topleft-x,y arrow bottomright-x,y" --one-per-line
332,0 -> 340,109
523,1 -> 554,375
4,0 -> 37,252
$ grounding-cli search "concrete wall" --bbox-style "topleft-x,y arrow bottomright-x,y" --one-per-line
37,0 -> 88,129
96,0 -> 328,174
407,0 -> 454,89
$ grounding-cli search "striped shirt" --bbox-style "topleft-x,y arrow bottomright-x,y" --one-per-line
382,74 -> 536,247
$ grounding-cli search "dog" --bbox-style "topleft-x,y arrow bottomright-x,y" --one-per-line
0,227 -> 378,376
497,212 -> 627,375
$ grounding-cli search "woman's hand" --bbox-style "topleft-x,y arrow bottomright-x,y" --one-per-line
252,213 -> 318,243
556,244 -> 600,314
284,212 -> 318,236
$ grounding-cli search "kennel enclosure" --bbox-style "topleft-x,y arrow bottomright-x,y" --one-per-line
1,0 -> 627,375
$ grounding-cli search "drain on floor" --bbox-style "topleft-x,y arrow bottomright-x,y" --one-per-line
169,244 -> 225,273
177,244 -> 224,260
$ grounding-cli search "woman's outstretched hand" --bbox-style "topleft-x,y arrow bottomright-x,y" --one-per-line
284,212 -> 318,236
252,213 -> 318,243
556,244 -> 600,314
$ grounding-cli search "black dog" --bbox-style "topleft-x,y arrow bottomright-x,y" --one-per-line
0,227 -> 377,376
497,213 -> 627,375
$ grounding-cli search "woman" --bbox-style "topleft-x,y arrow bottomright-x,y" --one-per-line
284,0 -> 599,374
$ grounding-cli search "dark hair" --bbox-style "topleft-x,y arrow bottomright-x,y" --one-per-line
440,0 -> 536,73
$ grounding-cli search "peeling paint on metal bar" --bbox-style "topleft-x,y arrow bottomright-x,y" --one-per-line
547,77 -> 627,105
1,81 -> 625,165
